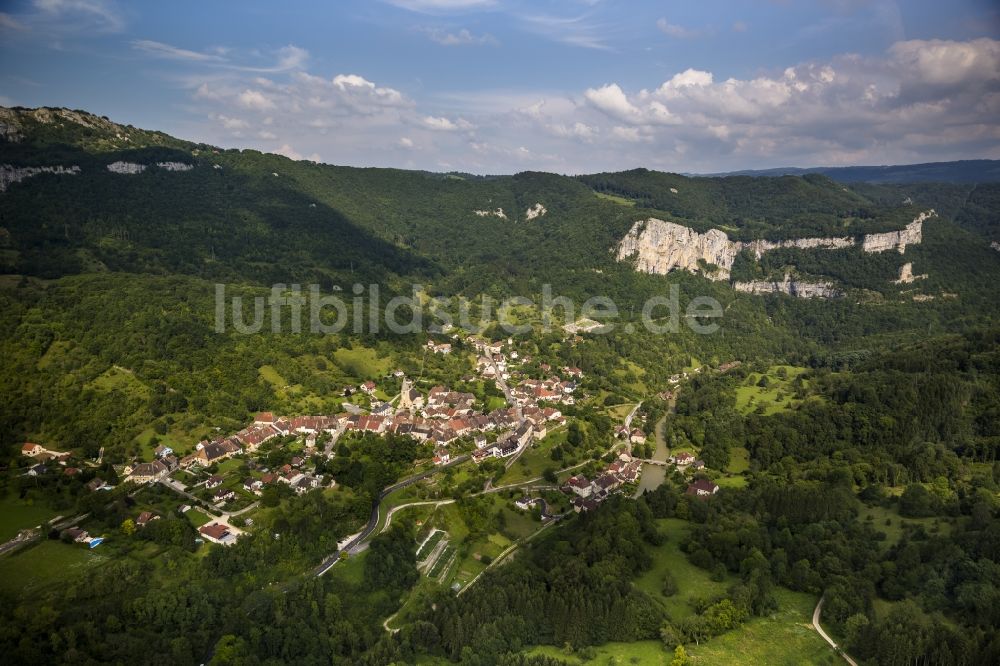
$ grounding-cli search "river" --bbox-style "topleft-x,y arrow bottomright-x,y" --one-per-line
634,409 -> 671,497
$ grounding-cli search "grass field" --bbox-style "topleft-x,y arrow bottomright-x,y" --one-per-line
186,509 -> 213,527
860,504 -> 951,545
728,447 -> 750,473
526,527 -> 837,665
734,365 -> 821,416
633,518 -> 734,619
686,588 -> 839,665
87,365 -> 151,398
258,364 -> 287,387
327,548 -> 367,586
529,640 -> 668,664
333,345 -> 390,378
0,496 -> 57,542
499,429 -> 566,485
0,540 -> 105,597
594,191 -> 636,207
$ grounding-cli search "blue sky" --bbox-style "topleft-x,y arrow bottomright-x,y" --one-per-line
1,0 -> 999,173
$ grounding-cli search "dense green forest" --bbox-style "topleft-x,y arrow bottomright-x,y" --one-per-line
1,107 -> 999,665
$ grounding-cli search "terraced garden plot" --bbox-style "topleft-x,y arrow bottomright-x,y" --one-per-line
429,544 -> 456,580
416,529 -> 445,561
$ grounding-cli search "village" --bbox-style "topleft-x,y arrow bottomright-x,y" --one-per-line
12,333 -> 724,562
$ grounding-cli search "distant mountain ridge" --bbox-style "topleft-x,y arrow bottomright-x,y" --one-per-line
703,159 -> 1000,184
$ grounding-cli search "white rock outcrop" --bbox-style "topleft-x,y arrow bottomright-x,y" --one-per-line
0,164 -> 81,192
155,162 -> 194,171
862,210 -> 935,253
107,161 -> 146,174
525,203 -> 547,220
893,262 -> 928,285
616,218 -> 738,280
991,241 -> 1000,252
743,236 -> 854,259
473,208 -> 507,219
733,273 -> 841,298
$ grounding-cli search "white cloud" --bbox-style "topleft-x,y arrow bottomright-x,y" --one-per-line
171,37 -> 1000,175
212,114 -> 249,130
421,27 -> 497,46
131,39 -> 223,62
421,115 -> 472,130
584,83 -> 640,121
32,0 -> 124,32
238,89 -> 275,110
890,37 -> 1000,87
0,12 -> 27,30
585,83 -> 677,125
548,121 -> 597,141
519,13 -> 613,51
656,18 -> 699,39
384,0 -> 495,12
272,144 -> 321,162
661,69 -> 714,89
611,126 -> 644,142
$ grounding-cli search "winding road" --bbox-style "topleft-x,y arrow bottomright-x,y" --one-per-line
813,595 -> 859,666
314,453 -> 470,576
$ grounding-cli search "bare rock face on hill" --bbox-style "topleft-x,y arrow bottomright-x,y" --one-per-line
743,235 -> 855,259
862,210 -> 935,253
615,218 -> 738,280
0,164 -> 80,192
733,273 -> 841,298
615,210 -> 937,293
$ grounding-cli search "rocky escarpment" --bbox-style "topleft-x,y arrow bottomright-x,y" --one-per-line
525,203 -> 547,220
894,262 -> 928,284
156,161 -> 194,172
107,161 -> 146,174
0,164 -> 80,192
862,210 -> 935,253
615,218 -> 737,280
744,236 -> 855,259
107,161 -> 195,174
473,207 -> 507,219
616,210 -> 936,284
733,273 -> 841,298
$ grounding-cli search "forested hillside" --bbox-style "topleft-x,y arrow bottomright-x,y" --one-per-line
0,106 -> 998,666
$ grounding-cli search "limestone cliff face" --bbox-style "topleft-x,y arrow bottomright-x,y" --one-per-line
733,274 -> 841,298
0,164 -> 80,192
525,203 -> 547,220
615,218 -> 738,280
616,210 -> 936,286
743,236 -> 854,259
473,208 -> 507,219
107,161 -> 147,174
862,210 -> 935,253
894,262 -> 928,284
156,162 -> 194,172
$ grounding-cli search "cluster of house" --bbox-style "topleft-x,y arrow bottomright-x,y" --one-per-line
19,442 -> 74,477
562,453 -> 644,512
512,376 -> 578,406
615,426 -> 648,444
426,340 -> 453,354
670,451 -> 706,470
